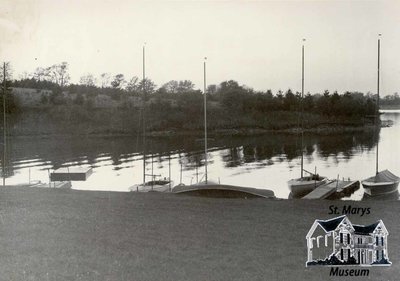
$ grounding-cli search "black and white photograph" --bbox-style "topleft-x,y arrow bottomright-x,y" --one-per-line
1,0 -> 400,280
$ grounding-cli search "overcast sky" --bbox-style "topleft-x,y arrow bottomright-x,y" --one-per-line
1,0 -> 399,95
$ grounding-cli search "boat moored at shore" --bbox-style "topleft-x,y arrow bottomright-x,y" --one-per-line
288,175 -> 328,197
129,178 -> 173,192
361,170 -> 400,196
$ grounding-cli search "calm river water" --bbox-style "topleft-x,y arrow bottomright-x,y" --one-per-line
5,110 -> 400,200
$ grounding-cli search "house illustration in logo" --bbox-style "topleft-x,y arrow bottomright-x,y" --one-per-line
306,215 -> 391,266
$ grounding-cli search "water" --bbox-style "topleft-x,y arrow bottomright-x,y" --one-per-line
3,110 -> 400,200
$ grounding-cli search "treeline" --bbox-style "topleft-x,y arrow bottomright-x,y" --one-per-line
11,77 -> 378,116
145,81 -> 378,131
3,61 -> 381,133
380,93 -> 400,107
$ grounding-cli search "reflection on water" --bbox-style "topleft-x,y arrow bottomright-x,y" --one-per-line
2,110 -> 400,200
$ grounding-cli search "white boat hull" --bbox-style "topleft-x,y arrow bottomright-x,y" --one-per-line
288,176 -> 328,197
129,180 -> 173,192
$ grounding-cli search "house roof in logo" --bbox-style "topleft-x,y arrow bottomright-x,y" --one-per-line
316,215 -> 347,232
353,222 -> 380,234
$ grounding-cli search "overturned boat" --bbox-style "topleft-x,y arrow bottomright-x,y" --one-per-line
172,181 -> 275,199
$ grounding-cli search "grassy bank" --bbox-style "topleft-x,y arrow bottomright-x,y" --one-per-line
0,186 -> 399,280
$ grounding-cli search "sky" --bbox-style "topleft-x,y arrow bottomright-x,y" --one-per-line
1,0 -> 400,95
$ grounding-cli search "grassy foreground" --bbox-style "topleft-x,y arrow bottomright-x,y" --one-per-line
0,187 -> 399,281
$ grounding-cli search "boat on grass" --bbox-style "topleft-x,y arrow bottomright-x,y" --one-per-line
171,58 -> 274,199
172,181 -> 275,199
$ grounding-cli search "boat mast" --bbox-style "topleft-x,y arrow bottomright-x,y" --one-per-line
203,57 -> 208,184
376,34 -> 381,175
3,62 -> 6,186
301,39 -> 305,179
142,43 -> 146,188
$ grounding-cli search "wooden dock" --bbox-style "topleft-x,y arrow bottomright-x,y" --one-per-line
302,180 -> 359,199
50,167 -> 93,181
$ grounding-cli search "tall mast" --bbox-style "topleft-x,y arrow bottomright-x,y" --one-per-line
142,43 -> 146,187
203,57 -> 208,184
301,39 -> 305,179
3,62 -> 6,186
376,34 -> 381,175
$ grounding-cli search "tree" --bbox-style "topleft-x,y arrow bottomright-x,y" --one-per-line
19,71 -> 31,80
138,78 -> 156,94
46,62 -> 70,87
207,84 -> 217,95
0,62 -> 19,114
33,67 -> 46,82
111,74 -> 126,89
161,80 -> 195,94
283,89 -> 297,111
177,80 -> 195,93
79,73 -> 97,87
57,62 -> 70,87
0,62 -> 12,82
161,80 -> 179,94
100,73 -> 111,88
125,76 -> 140,93
218,80 -> 242,94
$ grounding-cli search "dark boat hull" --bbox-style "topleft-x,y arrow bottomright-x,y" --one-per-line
361,170 -> 400,196
172,182 -> 275,199
361,181 -> 399,196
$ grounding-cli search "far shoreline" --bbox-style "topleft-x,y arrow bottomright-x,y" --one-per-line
9,124 -> 378,139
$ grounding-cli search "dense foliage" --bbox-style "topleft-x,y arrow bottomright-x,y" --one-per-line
8,76 -> 380,132
380,93 -> 400,107
11,78 -> 378,116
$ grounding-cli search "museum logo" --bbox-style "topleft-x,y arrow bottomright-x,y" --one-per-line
305,215 -> 391,268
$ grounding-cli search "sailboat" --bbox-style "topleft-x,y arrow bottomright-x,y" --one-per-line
288,39 -> 327,197
171,58 -> 275,199
172,57 -> 214,190
361,35 -> 400,196
129,44 -> 173,192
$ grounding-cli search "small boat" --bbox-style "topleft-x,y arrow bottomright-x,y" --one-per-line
288,174 -> 328,198
361,170 -> 400,196
171,58 -> 275,198
172,181 -> 275,198
130,44 -> 172,193
129,178 -> 173,192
